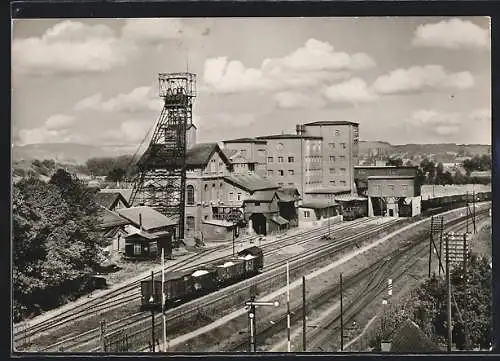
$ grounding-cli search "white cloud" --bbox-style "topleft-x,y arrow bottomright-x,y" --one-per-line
274,91 -> 327,109
12,20 -> 136,76
407,109 -> 462,136
373,65 -> 474,95
468,108 -> 491,122
17,114 -> 78,145
203,38 -> 375,94
99,120 -> 152,144
74,86 -> 162,113
121,18 -> 209,43
324,78 -> 378,104
413,18 -> 490,50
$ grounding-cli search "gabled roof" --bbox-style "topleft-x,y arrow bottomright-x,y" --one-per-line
244,190 -> 277,202
186,142 -> 231,168
94,192 -> 130,209
390,319 -> 441,352
116,206 -> 177,231
303,120 -> 359,127
97,206 -> 130,229
224,174 -> 279,192
223,137 -> 267,144
305,187 -> 351,194
300,200 -> 339,209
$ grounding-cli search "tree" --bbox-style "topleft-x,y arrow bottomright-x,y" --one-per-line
106,167 -> 126,183
13,171 -> 106,321
386,158 -> 403,167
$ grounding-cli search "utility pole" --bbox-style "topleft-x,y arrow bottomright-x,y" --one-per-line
472,190 -> 476,233
340,273 -> 344,351
466,191 -> 469,234
232,223 -> 236,258
245,298 -> 280,352
429,217 -> 434,278
100,320 -> 106,352
161,247 -> 167,352
302,276 -> 306,352
446,233 -> 452,352
150,270 -> 156,352
286,261 -> 291,352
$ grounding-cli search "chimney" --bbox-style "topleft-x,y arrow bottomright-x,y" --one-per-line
139,212 -> 143,231
296,124 -> 305,136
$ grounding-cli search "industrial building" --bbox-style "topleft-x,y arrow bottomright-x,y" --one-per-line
354,166 -> 421,217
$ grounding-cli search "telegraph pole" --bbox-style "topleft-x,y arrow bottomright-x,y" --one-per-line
302,276 -> 306,351
340,273 -> 344,351
286,262 -> 291,352
161,248 -> 167,352
472,190 -> 476,233
466,191 -> 469,234
429,217 -> 434,278
446,233 -> 452,352
150,270 -> 156,352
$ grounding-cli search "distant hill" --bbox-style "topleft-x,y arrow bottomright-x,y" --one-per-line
12,143 -> 135,164
360,141 -> 491,158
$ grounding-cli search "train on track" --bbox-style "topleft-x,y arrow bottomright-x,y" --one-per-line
140,246 -> 263,311
421,191 -> 491,216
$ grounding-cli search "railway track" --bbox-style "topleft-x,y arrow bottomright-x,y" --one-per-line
131,207 -> 485,353
235,211 -> 488,353
41,218 -> 403,352
16,217 -> 390,351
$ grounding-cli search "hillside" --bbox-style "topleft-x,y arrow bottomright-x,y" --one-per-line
360,141 -> 491,158
12,143 -> 135,164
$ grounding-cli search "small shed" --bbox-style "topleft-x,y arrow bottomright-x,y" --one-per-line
299,199 -> 341,223
270,215 -> 290,231
117,206 -> 177,235
201,219 -> 235,242
124,230 -> 172,260
94,191 -> 130,211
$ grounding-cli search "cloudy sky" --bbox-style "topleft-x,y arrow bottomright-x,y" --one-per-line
12,17 -> 491,151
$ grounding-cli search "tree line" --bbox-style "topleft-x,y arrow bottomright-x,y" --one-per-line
13,169 -> 106,322
371,253 -> 492,350
386,154 -> 491,187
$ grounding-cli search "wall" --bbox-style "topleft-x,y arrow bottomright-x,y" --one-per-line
367,178 -> 417,198
223,141 -> 268,178
201,222 -> 233,242
303,123 -> 359,192
298,210 -> 343,228
355,166 -> 418,191
411,196 -> 421,216
245,196 -> 280,217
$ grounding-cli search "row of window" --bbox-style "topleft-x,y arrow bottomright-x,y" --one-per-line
329,156 -> 347,162
373,185 -> 409,192
268,169 -> 295,177
329,167 -> 347,174
278,182 -> 295,187
268,156 -> 295,163
329,180 -> 347,186
327,142 -> 347,149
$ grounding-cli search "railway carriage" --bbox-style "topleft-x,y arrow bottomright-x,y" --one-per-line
140,246 -> 265,312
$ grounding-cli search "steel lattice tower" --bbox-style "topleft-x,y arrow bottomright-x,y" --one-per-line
130,73 -> 196,240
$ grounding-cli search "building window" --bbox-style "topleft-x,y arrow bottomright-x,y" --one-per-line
304,210 -> 310,218
249,163 -> 255,171
340,156 -> 346,161
134,243 -> 142,256
341,142 -> 346,149
278,156 -> 284,163
229,192 -> 234,201
329,142 -> 335,149
330,180 -> 336,185
258,149 -> 266,157
278,182 -> 283,186
237,193 -> 242,201
186,185 -> 195,205
279,170 -> 284,176
288,170 -> 295,176
335,130 -> 340,136
340,181 -> 346,186
240,149 -> 247,156
268,156 -> 274,163
186,216 -> 195,230
204,215 -> 208,220
388,185 -> 395,191
330,168 -> 335,174
288,156 -> 295,163
267,170 -> 274,176
340,168 -> 346,173
402,185 -> 408,191
288,183 -> 294,186
330,156 -> 336,162
255,202 -> 261,206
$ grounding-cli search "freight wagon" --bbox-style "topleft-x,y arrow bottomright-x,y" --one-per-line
140,246 -> 264,312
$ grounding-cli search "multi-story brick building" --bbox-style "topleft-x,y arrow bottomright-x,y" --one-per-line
255,134 -> 323,197
299,121 -> 360,192
221,138 -> 268,178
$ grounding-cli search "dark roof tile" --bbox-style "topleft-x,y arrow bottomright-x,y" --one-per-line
224,174 -> 279,192
117,206 -> 177,231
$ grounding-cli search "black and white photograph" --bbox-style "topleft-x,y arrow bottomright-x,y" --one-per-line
11,16 -> 492,353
